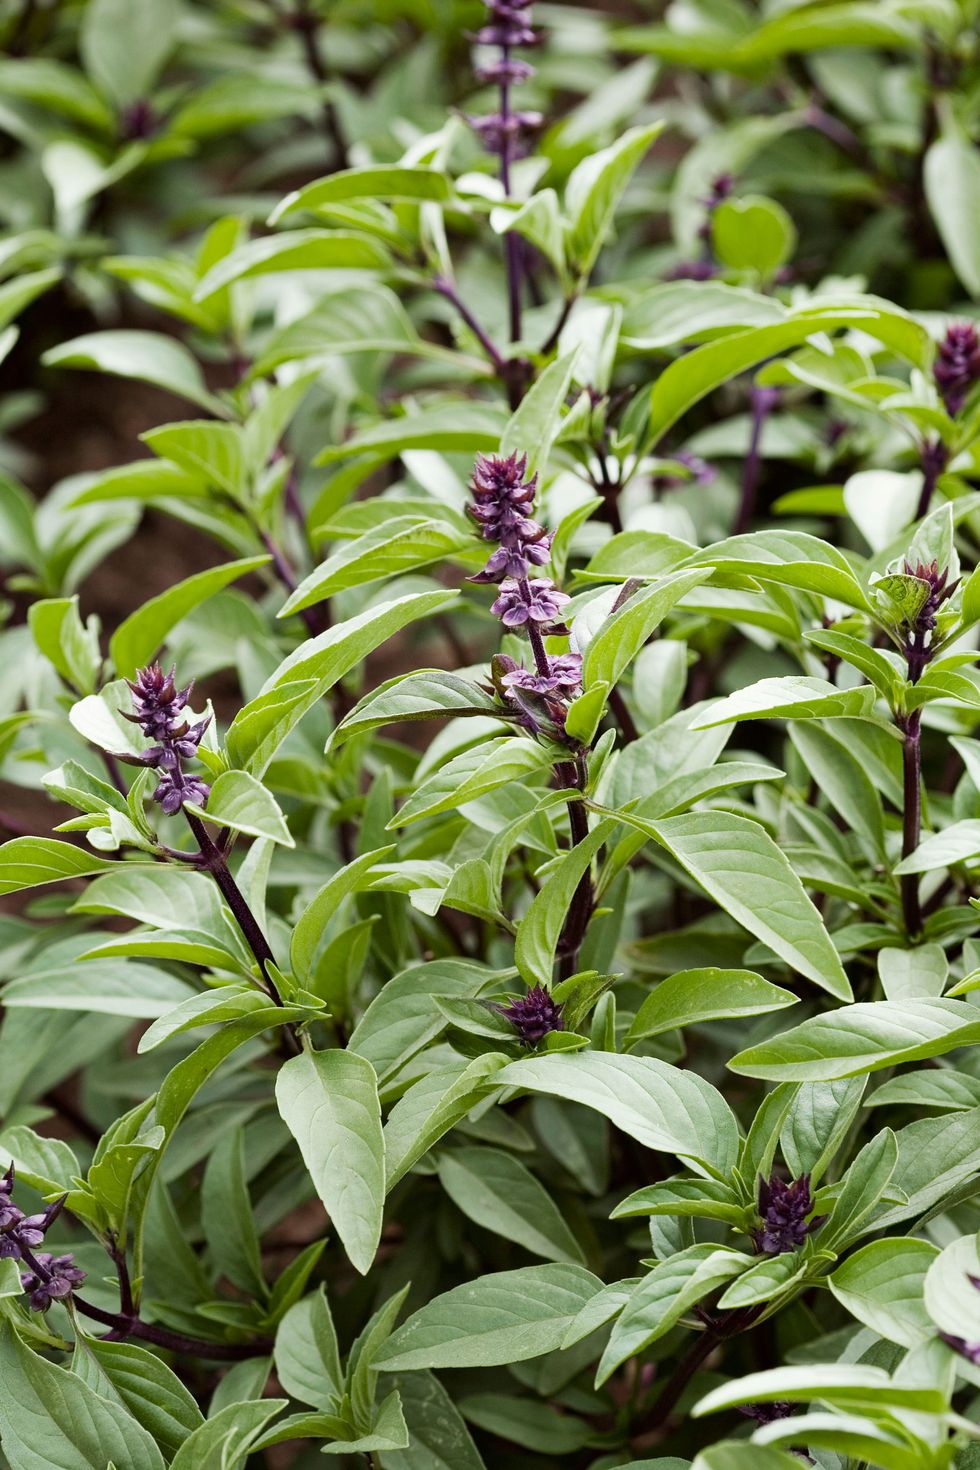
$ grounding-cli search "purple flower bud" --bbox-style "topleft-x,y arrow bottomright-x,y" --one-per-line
940,1331 -> 980,1366
125,663 -> 212,816
753,1173 -> 817,1255
153,771 -> 210,817
901,557 -> 959,635
738,1402 -> 796,1425
20,1252 -> 86,1312
124,663 -> 192,741
491,577 -> 569,628
934,322 -> 980,415
500,984 -> 563,1045
467,110 -> 544,154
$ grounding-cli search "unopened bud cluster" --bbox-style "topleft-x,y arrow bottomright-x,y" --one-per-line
753,1173 -> 820,1255
934,322 -> 980,416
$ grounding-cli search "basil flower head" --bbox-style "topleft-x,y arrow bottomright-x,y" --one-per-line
20,1253 -> 86,1312
753,1173 -> 817,1254
119,663 -> 212,815
500,984 -> 564,1045
934,322 -> 980,416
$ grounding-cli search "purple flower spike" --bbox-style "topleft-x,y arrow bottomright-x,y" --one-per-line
119,663 -> 212,817
753,1174 -> 817,1255
934,322 -> 980,415
501,984 -> 563,1045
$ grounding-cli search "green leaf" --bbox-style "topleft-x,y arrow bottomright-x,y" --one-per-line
819,1128 -> 898,1250
194,770 -> 294,846
43,331 -> 225,415
828,1238 -> 939,1347
730,999 -> 980,1081
276,1048 -> 385,1275
394,738 -> 553,828
925,126 -> 980,299
280,518 -> 474,616
348,959 -> 505,1082
924,1234 -> 980,1341
686,529 -> 871,612
109,556 -> 269,677
689,677 -> 874,728
3,960 -> 192,1018
194,230 -> 390,301
201,1128 -> 266,1298
384,1055 -> 510,1189
515,818 -> 613,988
437,1145 -> 585,1265
625,968 -> 797,1044
598,1246 -> 751,1384
251,286 -> 424,375
331,670 -> 501,747
894,819 -> 980,874
712,196 -> 796,277
693,1364 -> 945,1417
80,0 -> 177,106
29,596 -> 102,695
74,1338 -> 203,1460
868,1068 -> 980,1110
271,166 -> 453,224
381,1371 -> 487,1470
290,847 -> 394,985
169,1400 -> 287,1470
0,837 -> 118,895
274,1287 -> 342,1410
565,123 -> 666,275
374,1263 -> 602,1370
224,679 -> 319,778
0,1322 -> 166,1470
593,805 -> 852,1000
259,591 -> 459,728
142,422 -> 246,498
581,570 -> 711,692
498,1052 -> 740,1178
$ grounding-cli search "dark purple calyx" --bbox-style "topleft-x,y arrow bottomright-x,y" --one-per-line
20,1253 -> 87,1312
753,1173 -> 819,1255
500,984 -> 563,1045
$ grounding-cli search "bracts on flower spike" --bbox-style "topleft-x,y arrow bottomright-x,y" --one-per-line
0,1165 -> 86,1313
934,322 -> 980,416
116,662 -> 212,814
753,1173 -> 823,1255
500,984 -> 564,1045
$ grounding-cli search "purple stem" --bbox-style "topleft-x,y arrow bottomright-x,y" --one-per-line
19,1244 -> 270,1361
259,528 -> 325,639
915,438 -> 948,521
733,386 -> 776,535
900,708 -> 923,937
183,810 -> 284,1008
498,46 -> 524,352
433,276 -> 506,370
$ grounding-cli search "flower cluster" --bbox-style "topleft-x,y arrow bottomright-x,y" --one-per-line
20,1253 -> 87,1312
121,663 -> 211,815
666,172 -> 734,280
903,558 -> 959,640
468,2 -> 542,160
0,1167 -> 85,1312
934,322 -> 980,416
500,984 -> 564,1044
753,1173 -> 819,1255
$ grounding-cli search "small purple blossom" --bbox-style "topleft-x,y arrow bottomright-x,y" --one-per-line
468,1 -> 540,160
753,1174 -> 817,1255
500,984 -> 564,1044
502,651 -> 582,698
491,577 -> 569,628
20,1252 -> 86,1312
934,322 -> 980,416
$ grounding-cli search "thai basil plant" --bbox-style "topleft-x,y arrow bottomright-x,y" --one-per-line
2,0 -> 980,1465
